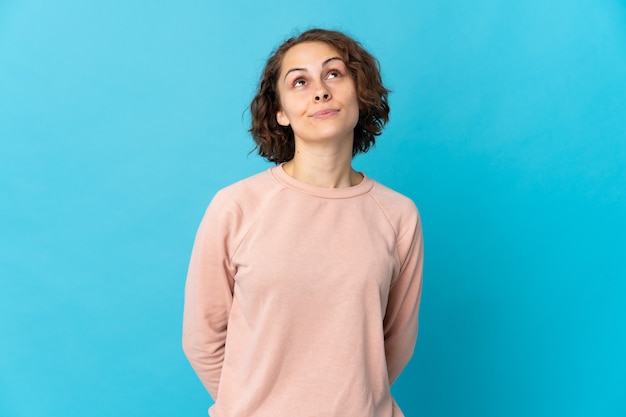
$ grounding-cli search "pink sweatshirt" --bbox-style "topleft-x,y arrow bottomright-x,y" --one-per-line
183,165 -> 423,417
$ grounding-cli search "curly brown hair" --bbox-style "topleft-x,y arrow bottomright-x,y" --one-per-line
249,28 -> 390,164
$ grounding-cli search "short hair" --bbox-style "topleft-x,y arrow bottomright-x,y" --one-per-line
249,28 -> 390,164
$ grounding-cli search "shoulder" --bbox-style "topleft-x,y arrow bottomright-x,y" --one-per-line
365,179 -> 422,249
196,169 -> 284,243
367,180 -> 420,224
208,168 -> 284,214
366,179 -> 423,266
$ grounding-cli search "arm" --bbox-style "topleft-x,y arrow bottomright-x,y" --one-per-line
182,193 -> 240,400
383,209 -> 424,385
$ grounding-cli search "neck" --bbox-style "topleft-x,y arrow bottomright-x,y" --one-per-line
282,138 -> 361,188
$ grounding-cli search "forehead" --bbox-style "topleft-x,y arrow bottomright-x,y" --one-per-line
280,41 -> 344,73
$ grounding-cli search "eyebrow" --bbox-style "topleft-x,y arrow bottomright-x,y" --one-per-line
283,56 -> 343,81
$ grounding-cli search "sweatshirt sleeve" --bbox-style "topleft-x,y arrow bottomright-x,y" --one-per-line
182,192 -> 241,400
383,205 -> 424,385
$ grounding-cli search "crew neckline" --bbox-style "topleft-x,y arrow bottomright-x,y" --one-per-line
270,163 -> 374,199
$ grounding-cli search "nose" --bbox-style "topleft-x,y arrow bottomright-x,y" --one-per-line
315,93 -> 330,101
314,82 -> 331,102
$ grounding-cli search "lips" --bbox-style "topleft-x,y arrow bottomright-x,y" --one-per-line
311,109 -> 339,119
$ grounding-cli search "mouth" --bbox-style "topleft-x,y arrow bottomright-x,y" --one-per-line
311,109 -> 339,119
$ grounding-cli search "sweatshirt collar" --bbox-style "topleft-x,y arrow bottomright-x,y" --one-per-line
271,164 -> 374,199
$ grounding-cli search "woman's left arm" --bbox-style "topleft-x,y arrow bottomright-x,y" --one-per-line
383,208 -> 424,385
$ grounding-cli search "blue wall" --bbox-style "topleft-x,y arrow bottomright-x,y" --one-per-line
1,1 -> 624,416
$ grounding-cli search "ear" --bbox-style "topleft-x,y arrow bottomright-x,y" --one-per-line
276,109 -> 290,127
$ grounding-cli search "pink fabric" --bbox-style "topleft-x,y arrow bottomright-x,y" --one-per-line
183,165 -> 423,417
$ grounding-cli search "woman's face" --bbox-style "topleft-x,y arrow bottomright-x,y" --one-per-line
276,41 -> 359,149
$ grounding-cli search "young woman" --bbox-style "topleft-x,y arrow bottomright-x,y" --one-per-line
183,28 -> 424,417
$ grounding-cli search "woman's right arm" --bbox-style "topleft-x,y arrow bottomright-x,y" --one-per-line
182,193 -> 240,400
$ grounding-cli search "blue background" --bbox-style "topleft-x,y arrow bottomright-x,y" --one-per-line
1,0 -> 625,416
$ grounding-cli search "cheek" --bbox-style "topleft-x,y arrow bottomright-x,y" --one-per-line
348,92 -> 360,123
346,84 -> 359,110
278,93 -> 299,117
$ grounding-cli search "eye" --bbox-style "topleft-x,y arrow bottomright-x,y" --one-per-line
293,78 -> 306,87
326,69 -> 342,79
